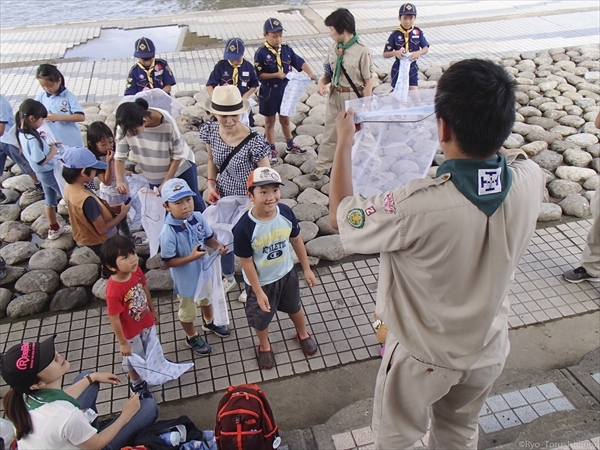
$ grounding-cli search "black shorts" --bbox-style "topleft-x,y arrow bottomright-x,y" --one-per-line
245,267 -> 301,331
258,83 -> 286,117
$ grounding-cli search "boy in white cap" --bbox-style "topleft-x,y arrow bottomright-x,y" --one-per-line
125,37 -> 176,95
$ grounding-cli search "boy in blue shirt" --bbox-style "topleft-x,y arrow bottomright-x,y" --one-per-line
383,3 -> 430,90
233,168 -> 318,370
159,178 -> 230,356
254,18 -> 317,164
125,37 -> 177,96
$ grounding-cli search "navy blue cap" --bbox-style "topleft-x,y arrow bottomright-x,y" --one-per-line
224,38 -> 245,60
134,37 -> 156,58
264,18 -> 284,33
399,3 -> 417,15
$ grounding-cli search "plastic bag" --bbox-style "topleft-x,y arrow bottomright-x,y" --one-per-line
346,89 -> 438,197
202,195 -> 250,256
194,252 -> 229,327
392,55 -> 412,102
280,72 -> 312,117
117,88 -> 185,118
138,187 -> 165,257
240,98 -> 257,127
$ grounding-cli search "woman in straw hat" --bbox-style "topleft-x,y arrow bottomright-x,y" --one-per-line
1,335 -> 158,449
200,85 -> 271,297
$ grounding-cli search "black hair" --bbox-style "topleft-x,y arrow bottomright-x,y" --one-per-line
115,98 -> 151,139
62,166 -> 93,184
100,235 -> 137,276
324,8 -> 356,35
435,59 -> 516,158
36,63 -> 66,88
15,99 -> 48,152
247,183 -> 280,196
87,121 -> 114,158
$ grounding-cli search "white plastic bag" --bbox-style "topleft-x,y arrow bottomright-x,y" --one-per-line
138,187 -> 165,257
202,195 -> 250,254
240,98 -> 257,127
117,88 -> 185,118
392,55 -> 412,102
280,72 -> 312,117
194,252 -> 229,326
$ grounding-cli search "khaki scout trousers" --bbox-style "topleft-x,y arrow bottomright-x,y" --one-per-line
314,90 -> 359,173
582,187 -> 600,277
372,332 -> 505,450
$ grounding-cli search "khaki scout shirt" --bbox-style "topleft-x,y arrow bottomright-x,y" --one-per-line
326,41 -> 371,89
338,152 -> 544,370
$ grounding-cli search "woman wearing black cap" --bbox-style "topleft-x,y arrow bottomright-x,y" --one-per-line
1,336 -> 158,449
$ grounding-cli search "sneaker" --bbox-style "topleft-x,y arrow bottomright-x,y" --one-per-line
129,235 -> 148,246
202,319 -> 231,338
130,380 -> 152,399
563,266 -> 600,283
21,186 -> 44,202
309,170 -> 325,182
223,276 -> 237,293
185,334 -> 212,356
296,332 -> 318,356
47,224 -> 71,240
238,291 -> 248,303
285,142 -> 307,155
269,147 -> 279,165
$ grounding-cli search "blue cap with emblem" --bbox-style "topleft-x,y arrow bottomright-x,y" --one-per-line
133,37 -> 156,58
264,18 -> 284,33
161,178 -> 196,203
224,37 -> 245,60
399,3 -> 417,16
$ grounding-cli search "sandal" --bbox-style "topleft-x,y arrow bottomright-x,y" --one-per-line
296,333 -> 318,356
257,345 -> 275,370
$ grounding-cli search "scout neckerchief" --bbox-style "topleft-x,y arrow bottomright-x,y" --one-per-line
396,25 -> 414,52
228,60 -> 242,86
333,34 -> 360,87
264,42 -> 283,73
26,389 -> 80,411
137,59 -> 156,89
436,152 -> 512,217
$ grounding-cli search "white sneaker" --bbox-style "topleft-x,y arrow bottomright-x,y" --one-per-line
238,291 -> 247,303
47,224 -> 71,240
223,276 -> 237,293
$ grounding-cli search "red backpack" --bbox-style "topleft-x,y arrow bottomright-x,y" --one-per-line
215,384 -> 280,450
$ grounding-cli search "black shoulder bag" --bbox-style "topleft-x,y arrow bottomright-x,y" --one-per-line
340,62 -> 364,98
219,131 -> 257,174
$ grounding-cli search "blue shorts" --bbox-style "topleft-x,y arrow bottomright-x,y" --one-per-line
258,83 -> 286,117
0,142 -> 34,175
36,170 -> 61,207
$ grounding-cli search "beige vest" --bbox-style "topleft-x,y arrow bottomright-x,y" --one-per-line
64,184 -> 116,246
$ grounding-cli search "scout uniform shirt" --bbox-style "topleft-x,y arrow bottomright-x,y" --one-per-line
254,43 -> 305,87
125,59 -> 176,95
207,59 -> 259,97
35,86 -> 84,148
384,26 -> 429,86
324,40 -> 371,92
337,151 -> 545,370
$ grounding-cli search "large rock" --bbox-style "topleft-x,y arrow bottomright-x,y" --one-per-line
50,287 -> 89,312
145,269 -> 174,291
29,248 -> 68,272
279,179 -> 300,199
316,215 -> 339,235
15,270 -> 59,294
20,200 -> 46,222
298,221 -> 319,243
31,215 -> 68,240
2,174 -> 35,192
563,148 -> 593,167
526,117 -> 558,130
566,133 -> 598,147
60,264 -> 99,287
0,204 -> 21,223
305,235 -> 347,261
558,115 -> 585,128
284,148 -> 318,167
521,141 -> 547,157
517,106 -> 541,117
92,277 -> 108,300
292,204 -> 328,222
6,292 -> 49,318
0,241 -> 39,265
40,233 -> 76,251
0,266 -> 27,286
69,247 -> 101,266
297,188 -> 329,206
531,150 -> 563,171
0,221 -> 31,243
292,174 -> 329,193
526,130 -> 561,144
555,165 -> 597,182
583,175 -> 600,191
550,140 -> 581,153
0,288 -> 12,318
295,124 -> 325,137
559,194 -> 590,217
537,203 -> 563,222
547,180 -> 582,199
275,164 -> 302,180
503,133 -> 524,149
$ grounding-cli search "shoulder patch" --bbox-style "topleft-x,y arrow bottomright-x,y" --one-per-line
347,208 -> 366,228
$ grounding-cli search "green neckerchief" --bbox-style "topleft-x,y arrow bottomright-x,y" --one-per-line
436,152 -> 512,217
26,389 -> 80,411
333,34 -> 360,88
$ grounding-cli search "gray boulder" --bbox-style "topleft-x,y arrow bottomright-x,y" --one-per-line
566,133 -> 598,147
29,249 -> 68,272
6,292 -> 49,318
40,233 -> 76,251
0,266 -> 27,286
15,270 -> 59,294
537,203 -> 563,222
583,175 -> 600,191
526,117 -> 558,130
0,221 -> 31,243
295,124 -> 325,137
50,287 -> 89,312
503,134 -> 524,149
1,189 -> 20,204
541,168 -> 557,185
284,148 -> 318,167
275,164 -> 302,180
555,166 -> 596,182
547,180 -> 582,199
92,277 -> 108,300
60,264 -> 99,287
69,247 -> 101,266
145,269 -> 174,291
521,141 -> 547,157
297,188 -> 329,206
559,194 -> 590,217
316,215 -> 339,235
292,174 -> 330,193
299,221 -> 319,243
2,174 -> 35,192
145,253 -> 161,270
0,288 -> 12,318
586,143 -> 600,158
526,130 -> 561,144
592,158 -> 600,173
0,205 -> 21,223
563,148 -> 593,167
292,204 -> 329,222
550,140 -> 581,153
531,150 -> 563,171
1,241 -> 39,265
279,179 -> 300,199
558,115 -> 585,128
305,235 -> 347,261
22,202 -> 56,223
31,214 -> 68,239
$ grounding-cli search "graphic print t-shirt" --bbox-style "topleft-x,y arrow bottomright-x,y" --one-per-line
233,204 -> 300,286
106,267 -> 154,339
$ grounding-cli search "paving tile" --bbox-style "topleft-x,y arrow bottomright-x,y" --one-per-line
478,414 -> 503,433
332,432 -> 355,450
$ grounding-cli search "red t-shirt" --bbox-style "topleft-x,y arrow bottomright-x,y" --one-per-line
106,267 -> 155,339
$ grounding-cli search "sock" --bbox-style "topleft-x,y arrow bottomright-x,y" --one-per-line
186,333 -> 198,340
270,143 -> 276,150
203,316 -> 213,325
225,275 -> 234,281
286,138 -> 294,149
34,182 -> 42,189
49,223 -> 60,232
131,378 -> 144,388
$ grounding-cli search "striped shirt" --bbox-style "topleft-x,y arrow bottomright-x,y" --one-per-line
115,107 -> 194,185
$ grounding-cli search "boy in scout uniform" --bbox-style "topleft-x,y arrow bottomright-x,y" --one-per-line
329,59 -> 545,449
125,37 -> 176,95
311,8 -> 373,181
383,3 -> 429,90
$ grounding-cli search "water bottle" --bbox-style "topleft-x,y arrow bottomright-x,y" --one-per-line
159,430 -> 180,446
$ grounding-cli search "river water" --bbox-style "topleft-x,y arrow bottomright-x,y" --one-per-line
0,0 -> 310,29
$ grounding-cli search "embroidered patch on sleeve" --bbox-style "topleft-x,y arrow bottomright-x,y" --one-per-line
478,167 -> 502,195
347,208 -> 366,228
365,206 -> 376,216
383,192 -> 396,214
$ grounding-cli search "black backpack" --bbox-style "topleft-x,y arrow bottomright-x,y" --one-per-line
133,415 -> 206,450
215,384 -> 280,450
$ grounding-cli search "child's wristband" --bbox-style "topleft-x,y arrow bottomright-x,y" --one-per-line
207,178 -> 217,183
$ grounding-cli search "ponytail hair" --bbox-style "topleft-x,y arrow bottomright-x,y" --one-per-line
3,388 -> 33,440
36,63 -> 66,88
115,98 -> 151,139
16,99 -> 48,152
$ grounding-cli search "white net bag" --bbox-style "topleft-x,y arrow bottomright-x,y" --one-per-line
345,89 -> 439,197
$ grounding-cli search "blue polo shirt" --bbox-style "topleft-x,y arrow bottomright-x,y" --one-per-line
18,132 -> 53,173
34,87 -> 84,148
0,94 -> 18,147
233,204 -> 300,286
254,44 -> 305,87
159,212 -> 214,298
125,59 -> 177,95
206,59 -> 259,96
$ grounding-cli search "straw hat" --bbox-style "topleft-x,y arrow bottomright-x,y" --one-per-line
205,85 -> 250,116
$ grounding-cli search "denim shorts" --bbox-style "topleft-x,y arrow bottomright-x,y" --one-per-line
36,169 -> 61,207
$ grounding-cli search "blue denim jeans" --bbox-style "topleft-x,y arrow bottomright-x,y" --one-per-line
36,169 -> 61,207
74,371 -> 158,450
221,251 -> 234,278
0,142 -> 34,175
